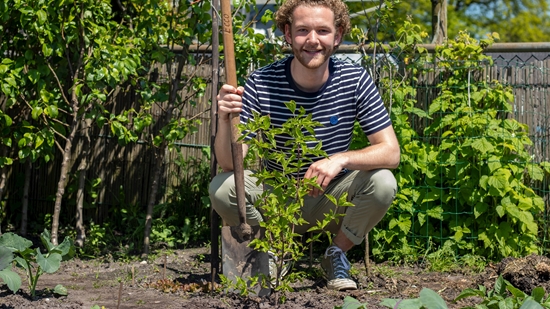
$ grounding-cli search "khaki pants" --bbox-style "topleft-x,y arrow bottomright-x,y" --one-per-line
209,169 -> 397,245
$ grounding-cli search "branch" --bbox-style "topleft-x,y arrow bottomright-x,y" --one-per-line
46,62 -> 71,106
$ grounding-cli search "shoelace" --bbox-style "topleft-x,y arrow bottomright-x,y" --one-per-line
324,246 -> 350,279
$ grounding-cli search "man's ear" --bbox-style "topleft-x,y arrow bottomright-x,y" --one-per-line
284,24 -> 292,44
334,28 -> 343,46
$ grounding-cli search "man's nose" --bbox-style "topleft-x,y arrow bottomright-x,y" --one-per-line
306,31 -> 320,44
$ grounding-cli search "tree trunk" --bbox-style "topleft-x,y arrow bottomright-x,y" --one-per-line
141,146 -> 166,259
141,54 -> 186,259
51,118 -> 79,245
75,118 -> 92,248
20,160 -> 31,236
431,0 -> 448,44
75,167 -> 86,247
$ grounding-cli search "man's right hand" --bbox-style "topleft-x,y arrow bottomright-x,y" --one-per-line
216,84 -> 244,121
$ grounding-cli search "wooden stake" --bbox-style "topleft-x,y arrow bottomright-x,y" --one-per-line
116,281 -> 123,309
309,232 -> 313,267
163,254 -> 167,280
364,232 -> 370,277
132,265 -> 135,286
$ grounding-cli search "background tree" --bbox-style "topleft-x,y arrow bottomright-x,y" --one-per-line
348,0 -> 550,43
0,0 -> 147,245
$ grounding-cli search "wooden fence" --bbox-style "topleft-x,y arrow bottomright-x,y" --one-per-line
2,46 -> 550,233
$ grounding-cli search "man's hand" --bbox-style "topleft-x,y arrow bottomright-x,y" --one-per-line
216,84 -> 244,121
303,156 -> 346,197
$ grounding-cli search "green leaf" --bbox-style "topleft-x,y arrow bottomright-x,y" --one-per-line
0,232 -> 33,252
2,114 -> 12,127
57,237 -> 75,260
531,287 -> 545,303
527,164 -> 544,181
36,250 -> 62,273
45,105 -> 59,118
395,298 -> 423,309
28,69 -> 40,84
0,268 -> 22,294
426,206 -> 444,220
507,284 -> 527,298
53,284 -> 68,296
470,137 -> 494,153
32,106 -> 43,120
36,10 -> 47,24
419,288 -> 448,309
40,229 -> 54,252
337,296 -> 367,309
494,276 -> 507,295
519,299 -> 544,309
0,246 -> 13,270
454,288 -> 484,301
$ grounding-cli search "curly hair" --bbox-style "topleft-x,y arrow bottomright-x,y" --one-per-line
275,0 -> 351,38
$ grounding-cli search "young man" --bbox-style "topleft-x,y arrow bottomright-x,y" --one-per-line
210,0 -> 400,291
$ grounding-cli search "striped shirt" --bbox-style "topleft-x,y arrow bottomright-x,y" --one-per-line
241,55 -> 391,179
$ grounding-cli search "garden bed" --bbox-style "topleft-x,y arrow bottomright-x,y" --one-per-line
1,247 -> 549,309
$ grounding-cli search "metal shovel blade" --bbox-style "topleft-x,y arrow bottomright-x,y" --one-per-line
221,225 -> 270,296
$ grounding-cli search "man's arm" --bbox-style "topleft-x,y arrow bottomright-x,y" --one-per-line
214,84 -> 249,172
304,125 -> 400,197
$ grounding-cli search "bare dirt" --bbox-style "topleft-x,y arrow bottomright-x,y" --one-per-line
1,247 -> 550,309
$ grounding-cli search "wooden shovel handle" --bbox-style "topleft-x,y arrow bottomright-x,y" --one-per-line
220,0 -> 250,236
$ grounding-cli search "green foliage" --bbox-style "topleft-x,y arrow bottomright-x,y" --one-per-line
420,240 -> 487,273
358,16 -> 548,261
78,221 -> 108,257
334,295 -> 369,309
455,275 -> 550,309
240,102 -> 353,301
380,288 -> 449,309
0,229 -> 75,297
229,0 -> 284,84
338,277 -> 550,309
349,0 -> 550,43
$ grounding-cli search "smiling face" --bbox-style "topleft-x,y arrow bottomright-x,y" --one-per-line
284,5 -> 342,71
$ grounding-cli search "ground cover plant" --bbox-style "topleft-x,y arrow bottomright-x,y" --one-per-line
0,229 -> 74,297
1,247 -> 550,308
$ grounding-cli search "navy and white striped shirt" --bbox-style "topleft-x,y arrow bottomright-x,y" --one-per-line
241,55 -> 391,179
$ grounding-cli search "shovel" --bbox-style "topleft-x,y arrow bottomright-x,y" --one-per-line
219,0 -> 270,296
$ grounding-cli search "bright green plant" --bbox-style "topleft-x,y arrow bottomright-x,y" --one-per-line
334,295 -> 369,309
239,101 -> 353,303
0,229 -> 75,297
380,288 -> 449,309
356,14 -> 547,261
455,275 -> 550,309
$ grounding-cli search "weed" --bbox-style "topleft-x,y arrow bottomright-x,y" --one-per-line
373,265 -> 399,278
92,281 -> 104,289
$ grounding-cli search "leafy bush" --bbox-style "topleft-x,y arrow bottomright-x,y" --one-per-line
360,19 -> 548,261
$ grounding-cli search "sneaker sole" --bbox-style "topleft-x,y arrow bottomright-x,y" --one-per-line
326,278 -> 358,291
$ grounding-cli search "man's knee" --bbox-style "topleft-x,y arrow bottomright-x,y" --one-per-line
372,169 -> 397,199
209,172 -> 234,214
359,169 -> 397,206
